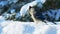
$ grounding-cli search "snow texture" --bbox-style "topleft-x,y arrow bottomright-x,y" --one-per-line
0,21 -> 60,34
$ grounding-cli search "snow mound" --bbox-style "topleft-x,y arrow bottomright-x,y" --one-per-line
0,21 -> 60,34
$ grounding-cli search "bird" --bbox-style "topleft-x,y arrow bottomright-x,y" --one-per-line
20,0 -> 46,17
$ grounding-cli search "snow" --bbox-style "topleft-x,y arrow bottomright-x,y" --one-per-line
15,12 -> 20,19
2,13 -> 10,19
20,1 -> 37,17
23,24 -> 35,34
0,21 -> 60,34
45,26 -> 57,34
20,0 -> 46,17
7,0 -> 18,3
55,9 -> 60,20
0,1 -> 8,6
0,0 -> 60,34
51,9 -> 60,20
35,0 -> 46,3
10,9 -> 15,14
0,16 -> 6,23
20,3 -> 29,17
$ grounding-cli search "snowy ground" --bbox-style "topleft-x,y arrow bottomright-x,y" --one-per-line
0,0 -> 60,34
0,21 -> 60,34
